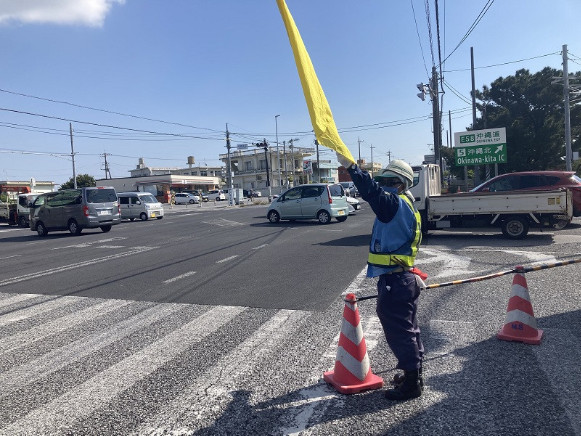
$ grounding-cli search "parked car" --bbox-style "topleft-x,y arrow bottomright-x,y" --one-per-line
174,193 -> 199,204
118,192 -> 164,221
340,181 -> 358,197
266,183 -> 349,224
346,196 -> 361,215
471,170 -> 581,217
207,190 -> 226,201
30,187 -> 121,236
189,190 -> 209,202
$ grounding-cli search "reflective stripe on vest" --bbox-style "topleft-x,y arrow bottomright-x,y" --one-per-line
367,194 -> 421,268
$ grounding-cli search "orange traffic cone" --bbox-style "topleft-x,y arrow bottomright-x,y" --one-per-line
497,268 -> 543,345
323,293 -> 384,394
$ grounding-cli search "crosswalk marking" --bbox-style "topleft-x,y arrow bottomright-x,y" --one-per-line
0,295 -> 80,326
1,306 -> 245,436
0,299 -> 132,354
0,303 -> 184,396
135,308 -> 308,434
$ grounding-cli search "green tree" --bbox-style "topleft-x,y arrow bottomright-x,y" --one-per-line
471,67 -> 581,173
59,174 -> 96,190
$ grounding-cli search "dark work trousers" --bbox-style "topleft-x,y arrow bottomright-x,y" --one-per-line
376,271 -> 423,371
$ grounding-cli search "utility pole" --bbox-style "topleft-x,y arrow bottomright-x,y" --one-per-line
282,140 -> 287,188
69,123 -> 77,189
275,115 -> 281,192
226,124 -> 233,206
315,139 -> 321,183
386,150 -> 391,164
102,153 -> 112,179
563,44 -> 573,171
431,66 -> 442,183
257,139 -> 272,199
357,137 -> 364,165
370,144 -> 375,178
289,138 -> 295,187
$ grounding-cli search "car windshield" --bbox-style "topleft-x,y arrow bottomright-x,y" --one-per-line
140,195 -> 157,203
328,184 -> 344,197
87,188 -> 117,203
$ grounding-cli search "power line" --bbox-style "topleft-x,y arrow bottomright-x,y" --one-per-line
441,0 -> 494,65
0,87 -> 222,134
410,0 -> 430,78
444,51 -> 560,72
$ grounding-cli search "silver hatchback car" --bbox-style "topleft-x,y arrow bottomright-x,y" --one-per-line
266,184 -> 349,224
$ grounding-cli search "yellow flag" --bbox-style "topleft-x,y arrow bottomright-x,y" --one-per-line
276,0 -> 356,164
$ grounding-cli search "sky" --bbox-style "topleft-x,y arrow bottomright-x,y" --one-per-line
0,0 -> 580,186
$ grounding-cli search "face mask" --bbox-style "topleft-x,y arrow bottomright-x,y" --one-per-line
381,186 -> 398,194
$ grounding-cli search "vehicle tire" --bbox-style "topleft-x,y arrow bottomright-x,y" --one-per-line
336,216 -> 348,222
140,212 -> 148,221
68,219 -> 82,235
189,199 -> 195,204
267,210 -> 280,223
36,221 -> 48,237
18,215 -> 28,227
553,219 -> 570,230
501,216 -> 529,239
317,210 -> 331,224
100,225 -> 112,233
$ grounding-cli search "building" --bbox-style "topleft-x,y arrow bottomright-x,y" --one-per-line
97,158 -> 222,202
337,158 -> 382,182
219,144 -> 318,195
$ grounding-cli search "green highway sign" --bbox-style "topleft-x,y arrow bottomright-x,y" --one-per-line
453,128 -> 507,166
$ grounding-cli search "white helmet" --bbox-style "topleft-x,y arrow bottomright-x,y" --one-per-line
374,159 -> 414,189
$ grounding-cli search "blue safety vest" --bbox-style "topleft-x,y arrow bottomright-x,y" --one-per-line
367,193 -> 422,278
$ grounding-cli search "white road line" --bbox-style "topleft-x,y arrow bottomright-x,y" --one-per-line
0,303 -> 183,396
252,244 -> 269,250
0,296 -> 80,327
2,306 -> 245,436
0,299 -> 132,353
0,246 -> 155,287
0,293 -> 39,309
0,254 -> 22,260
135,308 -> 308,434
216,255 -> 239,263
163,271 -> 197,284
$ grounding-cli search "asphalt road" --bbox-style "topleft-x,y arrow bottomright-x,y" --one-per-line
1,202 -> 581,435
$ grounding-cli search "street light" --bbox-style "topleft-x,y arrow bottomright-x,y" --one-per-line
275,115 -> 281,193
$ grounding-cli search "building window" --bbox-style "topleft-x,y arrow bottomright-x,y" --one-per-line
260,160 -> 267,170
201,171 -> 208,177
245,161 -> 253,171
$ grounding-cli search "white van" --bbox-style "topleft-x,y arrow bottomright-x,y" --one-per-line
207,189 -> 226,201
118,192 -> 164,221
17,193 -> 38,227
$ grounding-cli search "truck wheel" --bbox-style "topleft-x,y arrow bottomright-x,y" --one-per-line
501,216 -> 529,239
18,215 -> 28,227
36,222 -> 48,237
68,219 -> 82,235
140,212 -> 148,221
100,225 -> 112,233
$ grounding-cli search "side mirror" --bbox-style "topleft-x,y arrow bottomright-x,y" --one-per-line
136,200 -> 141,205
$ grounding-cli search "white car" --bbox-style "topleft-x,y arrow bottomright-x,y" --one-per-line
207,190 -> 226,201
174,193 -> 199,204
346,196 -> 360,215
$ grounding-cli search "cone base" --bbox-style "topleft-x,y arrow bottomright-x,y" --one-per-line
323,370 -> 384,394
497,328 -> 543,345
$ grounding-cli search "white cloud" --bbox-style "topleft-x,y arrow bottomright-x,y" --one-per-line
0,0 -> 125,27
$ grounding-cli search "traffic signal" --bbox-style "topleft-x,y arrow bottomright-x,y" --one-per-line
416,83 -> 426,101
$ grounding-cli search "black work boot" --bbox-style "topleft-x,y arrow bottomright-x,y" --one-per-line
385,370 -> 422,401
392,367 -> 424,389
